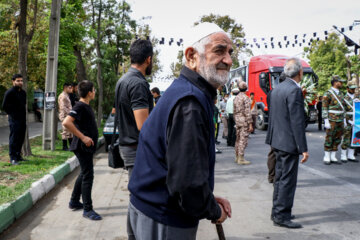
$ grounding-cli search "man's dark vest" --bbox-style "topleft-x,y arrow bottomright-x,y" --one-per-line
128,74 -> 215,228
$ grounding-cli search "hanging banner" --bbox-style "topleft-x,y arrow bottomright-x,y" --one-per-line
351,101 -> 360,147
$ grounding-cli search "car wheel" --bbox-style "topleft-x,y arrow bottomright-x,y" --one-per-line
256,109 -> 267,130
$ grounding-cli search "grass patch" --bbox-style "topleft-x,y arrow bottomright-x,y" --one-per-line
0,122 -> 104,205
0,133 -> 73,205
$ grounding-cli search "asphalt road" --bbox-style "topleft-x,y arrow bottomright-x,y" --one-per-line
2,123 -> 360,240
0,121 -> 62,146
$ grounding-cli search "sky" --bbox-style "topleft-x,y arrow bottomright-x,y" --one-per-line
128,0 -> 360,81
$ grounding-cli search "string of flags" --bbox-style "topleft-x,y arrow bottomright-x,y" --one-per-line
154,24 -> 359,50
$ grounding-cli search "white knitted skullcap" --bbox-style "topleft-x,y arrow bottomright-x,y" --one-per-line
183,22 -> 226,50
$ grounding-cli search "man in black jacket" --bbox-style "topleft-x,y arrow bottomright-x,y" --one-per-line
127,23 -> 232,240
266,58 -> 309,229
2,74 -> 27,165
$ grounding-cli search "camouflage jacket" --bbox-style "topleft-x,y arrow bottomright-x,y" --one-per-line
343,93 -> 357,122
58,91 -> 72,121
234,92 -> 253,127
322,88 -> 348,122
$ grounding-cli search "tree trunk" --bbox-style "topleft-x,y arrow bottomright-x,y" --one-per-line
95,0 -> 103,127
18,0 -> 32,156
73,45 -> 87,81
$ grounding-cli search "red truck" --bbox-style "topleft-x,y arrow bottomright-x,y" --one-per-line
228,54 -> 318,130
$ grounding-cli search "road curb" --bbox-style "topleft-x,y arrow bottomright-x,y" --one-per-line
0,136 -> 104,235
0,204 -> 14,233
11,191 -> 33,219
50,163 -> 71,184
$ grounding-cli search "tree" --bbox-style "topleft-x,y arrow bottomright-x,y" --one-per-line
17,0 -> 39,156
170,50 -> 183,78
304,33 -> 350,94
57,0 -> 88,93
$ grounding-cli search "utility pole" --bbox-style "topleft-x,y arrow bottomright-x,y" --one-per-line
43,0 -> 61,150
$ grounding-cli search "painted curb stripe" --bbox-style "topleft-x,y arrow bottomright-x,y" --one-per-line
40,174 -> 56,194
50,163 -> 71,184
0,136 -> 104,234
29,180 -> 46,204
66,156 -> 79,172
0,203 -> 15,233
11,191 -> 32,219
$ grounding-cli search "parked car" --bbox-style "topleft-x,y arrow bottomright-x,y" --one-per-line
103,113 -> 119,152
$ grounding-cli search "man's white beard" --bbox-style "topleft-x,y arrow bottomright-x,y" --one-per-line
198,56 -> 229,87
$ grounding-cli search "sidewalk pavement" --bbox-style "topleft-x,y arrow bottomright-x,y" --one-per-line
0,121 -> 62,146
2,130 -> 360,239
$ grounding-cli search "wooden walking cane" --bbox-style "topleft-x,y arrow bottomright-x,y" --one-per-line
215,223 -> 226,240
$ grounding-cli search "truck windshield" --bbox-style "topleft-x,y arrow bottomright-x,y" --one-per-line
270,72 -> 317,89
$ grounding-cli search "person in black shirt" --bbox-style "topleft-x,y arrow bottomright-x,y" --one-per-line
150,87 -> 161,105
69,82 -> 79,107
115,39 -> 153,179
63,80 -> 101,221
2,74 -> 27,165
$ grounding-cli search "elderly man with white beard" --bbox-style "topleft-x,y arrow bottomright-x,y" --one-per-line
127,23 -> 233,240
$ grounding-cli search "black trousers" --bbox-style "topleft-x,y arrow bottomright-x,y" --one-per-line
227,114 -> 236,146
318,111 -> 322,130
9,119 -> 26,160
34,110 -> 42,121
71,150 -> 94,211
267,147 -> 276,182
272,149 -> 299,221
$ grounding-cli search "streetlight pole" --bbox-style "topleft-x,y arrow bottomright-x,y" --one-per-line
42,0 -> 61,150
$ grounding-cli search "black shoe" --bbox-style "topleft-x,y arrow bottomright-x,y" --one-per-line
273,217 -> 302,229
18,156 -> 28,162
69,201 -> 84,210
348,158 -> 359,162
215,149 -> 222,154
83,210 -> 102,221
271,215 -> 295,221
215,141 -> 221,145
11,159 -> 19,165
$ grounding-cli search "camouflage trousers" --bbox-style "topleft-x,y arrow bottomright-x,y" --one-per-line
61,123 -> 73,140
341,125 -> 353,150
324,121 -> 343,151
235,126 -> 249,156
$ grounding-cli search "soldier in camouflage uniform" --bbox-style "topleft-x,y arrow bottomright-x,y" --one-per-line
58,83 -> 73,150
322,76 -> 347,164
233,81 -> 253,165
341,82 -> 359,162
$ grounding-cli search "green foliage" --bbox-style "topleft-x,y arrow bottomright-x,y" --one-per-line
170,50 -> 183,78
304,33 -> 350,94
349,55 -> 360,77
0,0 -> 161,117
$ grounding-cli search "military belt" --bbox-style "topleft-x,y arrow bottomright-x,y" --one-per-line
346,112 -> 353,115
328,110 -> 344,114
